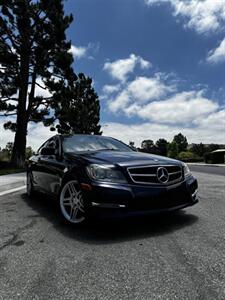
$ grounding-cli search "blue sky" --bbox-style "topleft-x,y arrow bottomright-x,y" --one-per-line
64,0 -> 225,147
0,0 -> 225,149
66,0 -> 224,91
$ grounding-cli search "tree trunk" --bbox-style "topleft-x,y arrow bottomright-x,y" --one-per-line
11,112 -> 28,168
11,74 -> 29,167
11,72 -> 37,167
11,63 -> 29,167
11,2 -> 30,168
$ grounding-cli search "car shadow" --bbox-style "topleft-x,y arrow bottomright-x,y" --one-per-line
21,193 -> 199,245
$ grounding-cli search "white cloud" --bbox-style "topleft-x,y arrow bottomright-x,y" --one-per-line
70,43 -> 100,60
102,55 -> 223,141
139,57 -> 151,69
103,54 -> 151,82
127,76 -> 175,103
0,118 -> 54,151
70,45 -> 87,59
107,74 -> 176,113
34,78 -> 52,99
194,108 -> 225,130
102,116 -> 225,147
0,117 -> 15,149
27,123 -> 55,150
1,111 -> 224,152
206,38 -> 225,64
108,90 -> 130,113
102,84 -> 121,94
145,0 -> 225,35
134,91 -> 218,124
0,63 -> 6,73
109,86 -> 220,127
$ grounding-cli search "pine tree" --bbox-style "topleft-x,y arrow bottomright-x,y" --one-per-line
173,133 -> 188,153
140,139 -> 160,154
53,73 -> 102,135
167,141 -> 178,158
155,138 -> 168,156
0,0 -> 75,167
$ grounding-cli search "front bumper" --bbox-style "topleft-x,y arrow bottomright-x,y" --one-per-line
82,175 -> 198,217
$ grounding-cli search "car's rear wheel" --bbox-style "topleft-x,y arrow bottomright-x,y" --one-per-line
59,180 -> 86,224
27,172 -> 35,197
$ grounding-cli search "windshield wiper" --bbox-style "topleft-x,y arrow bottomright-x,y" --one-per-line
96,148 -> 118,151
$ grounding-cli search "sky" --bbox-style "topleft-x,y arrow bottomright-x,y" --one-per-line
0,0 -> 225,150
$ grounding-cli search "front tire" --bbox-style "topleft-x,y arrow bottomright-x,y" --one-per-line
59,180 -> 86,224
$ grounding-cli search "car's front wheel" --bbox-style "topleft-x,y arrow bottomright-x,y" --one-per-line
59,180 -> 86,224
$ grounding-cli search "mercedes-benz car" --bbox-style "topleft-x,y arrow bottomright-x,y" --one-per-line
27,134 -> 198,224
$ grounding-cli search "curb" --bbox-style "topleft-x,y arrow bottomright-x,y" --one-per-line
0,173 -> 26,195
0,180 -> 26,193
0,185 -> 26,196
0,172 -> 26,177
188,163 -> 225,168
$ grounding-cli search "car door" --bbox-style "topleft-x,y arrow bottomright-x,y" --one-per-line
37,136 -> 66,196
30,140 -> 49,191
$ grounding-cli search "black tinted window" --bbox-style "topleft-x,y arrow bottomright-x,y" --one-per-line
37,140 -> 49,154
38,137 -> 59,155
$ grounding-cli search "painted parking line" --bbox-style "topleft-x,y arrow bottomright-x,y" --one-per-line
0,185 -> 26,197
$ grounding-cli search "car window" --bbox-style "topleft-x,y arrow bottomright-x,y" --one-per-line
47,139 -> 56,148
37,140 -> 49,155
37,137 -> 58,155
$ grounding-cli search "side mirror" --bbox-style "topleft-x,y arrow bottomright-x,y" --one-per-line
40,147 -> 55,156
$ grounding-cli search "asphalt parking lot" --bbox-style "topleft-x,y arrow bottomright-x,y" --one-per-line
0,170 -> 225,300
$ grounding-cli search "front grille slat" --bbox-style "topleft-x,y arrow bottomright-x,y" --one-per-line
169,171 -> 181,175
131,173 -> 156,177
127,165 -> 183,186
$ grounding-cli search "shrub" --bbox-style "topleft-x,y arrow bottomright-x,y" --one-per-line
177,151 -> 203,162
204,151 -> 225,164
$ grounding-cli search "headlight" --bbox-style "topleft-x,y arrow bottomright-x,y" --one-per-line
86,164 -> 127,183
183,163 -> 191,177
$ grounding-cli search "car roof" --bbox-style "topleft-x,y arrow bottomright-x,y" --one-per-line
58,134 -> 113,138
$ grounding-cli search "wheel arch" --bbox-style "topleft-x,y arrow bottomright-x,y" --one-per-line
61,167 -> 79,188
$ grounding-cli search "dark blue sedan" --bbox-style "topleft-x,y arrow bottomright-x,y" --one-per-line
27,134 -> 198,224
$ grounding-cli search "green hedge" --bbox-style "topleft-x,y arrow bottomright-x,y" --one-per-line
204,151 -> 225,164
177,151 -> 203,162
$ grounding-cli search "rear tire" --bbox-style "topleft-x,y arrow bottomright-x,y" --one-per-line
27,172 -> 35,198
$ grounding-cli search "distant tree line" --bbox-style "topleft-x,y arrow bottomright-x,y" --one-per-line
129,133 -> 223,163
0,142 -> 34,162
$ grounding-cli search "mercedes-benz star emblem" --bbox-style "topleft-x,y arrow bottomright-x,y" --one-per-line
157,167 -> 169,183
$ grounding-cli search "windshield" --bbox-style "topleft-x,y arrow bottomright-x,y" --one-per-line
63,135 -> 133,153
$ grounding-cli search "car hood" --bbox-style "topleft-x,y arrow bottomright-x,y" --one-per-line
66,150 -> 181,168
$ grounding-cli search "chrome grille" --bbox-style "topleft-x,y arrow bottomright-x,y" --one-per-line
127,165 -> 183,185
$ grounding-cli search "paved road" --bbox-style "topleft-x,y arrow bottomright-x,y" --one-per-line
189,164 -> 225,176
0,171 -> 225,299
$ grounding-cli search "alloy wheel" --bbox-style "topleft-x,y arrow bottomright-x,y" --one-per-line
60,180 -> 85,224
